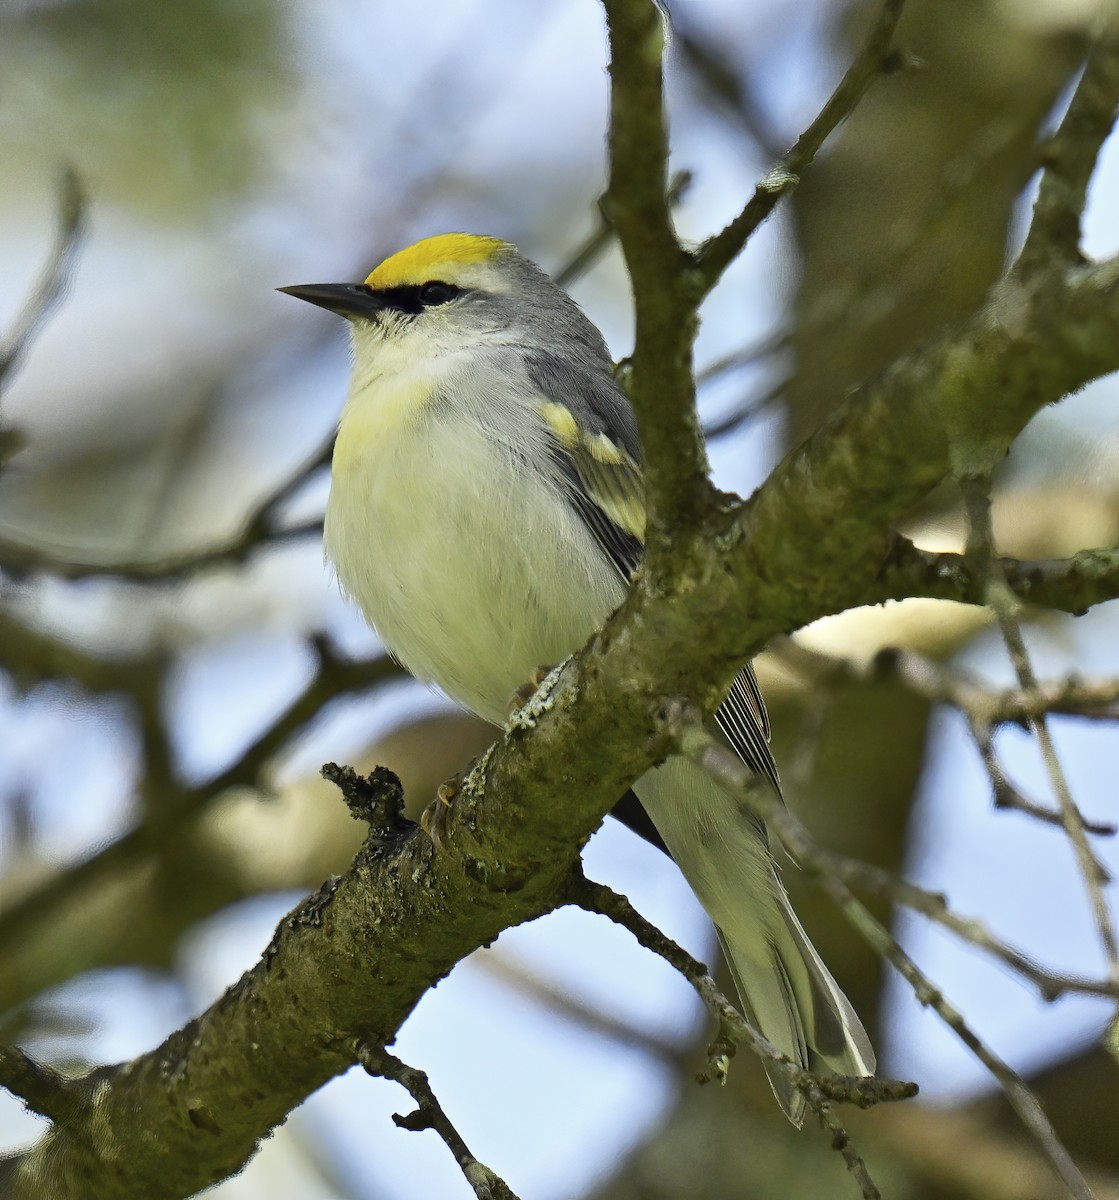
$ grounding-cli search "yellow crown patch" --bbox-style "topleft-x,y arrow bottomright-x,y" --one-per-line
365,233 -> 509,290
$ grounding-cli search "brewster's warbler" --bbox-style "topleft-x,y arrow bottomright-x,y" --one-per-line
282,233 -> 874,1123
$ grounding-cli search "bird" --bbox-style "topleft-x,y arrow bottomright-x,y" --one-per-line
281,233 -> 875,1123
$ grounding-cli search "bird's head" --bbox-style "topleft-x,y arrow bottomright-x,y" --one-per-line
281,232 -> 610,370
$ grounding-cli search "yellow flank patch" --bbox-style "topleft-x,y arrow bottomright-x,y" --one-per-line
365,233 -> 509,289
536,400 -> 580,446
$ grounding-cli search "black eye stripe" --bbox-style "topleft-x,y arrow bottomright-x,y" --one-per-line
366,282 -> 464,314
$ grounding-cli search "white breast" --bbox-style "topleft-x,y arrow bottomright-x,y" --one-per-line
324,362 -> 624,724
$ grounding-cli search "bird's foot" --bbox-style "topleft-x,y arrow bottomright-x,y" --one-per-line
420,777 -> 460,848
505,664 -> 553,720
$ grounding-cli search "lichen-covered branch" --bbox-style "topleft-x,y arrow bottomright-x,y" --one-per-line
0,1044 -> 82,1125
1020,19 -> 1119,266
873,538 -> 1119,614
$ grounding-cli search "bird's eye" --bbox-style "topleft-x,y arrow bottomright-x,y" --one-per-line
419,281 -> 458,306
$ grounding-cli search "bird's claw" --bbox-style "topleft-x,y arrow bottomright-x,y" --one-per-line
420,777 -> 460,848
505,664 -> 553,720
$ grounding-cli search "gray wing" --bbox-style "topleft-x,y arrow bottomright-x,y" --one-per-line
525,350 -> 780,794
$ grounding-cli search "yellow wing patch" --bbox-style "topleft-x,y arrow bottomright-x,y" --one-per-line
535,398 -> 645,543
537,400 -> 579,447
584,452 -> 645,543
366,234 -> 509,289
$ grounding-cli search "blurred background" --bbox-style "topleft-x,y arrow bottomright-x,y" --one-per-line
1,0 -> 1118,1196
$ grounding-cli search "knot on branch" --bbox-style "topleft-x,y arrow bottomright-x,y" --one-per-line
321,762 -> 412,848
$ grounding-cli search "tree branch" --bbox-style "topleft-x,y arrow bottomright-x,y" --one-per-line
359,1045 -> 520,1200
959,473 -> 1119,982
1020,19 -> 1119,267
568,874 -> 915,1200
0,1045 -> 82,1125
666,709 -> 1095,1200
886,649 -> 1119,731
0,168 -> 85,396
600,0 -> 708,555
873,538 -> 1119,615
693,0 -> 910,292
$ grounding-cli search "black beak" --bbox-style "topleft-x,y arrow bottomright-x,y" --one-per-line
278,283 -> 386,319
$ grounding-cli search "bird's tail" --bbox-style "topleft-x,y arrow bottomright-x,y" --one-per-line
634,757 -> 875,1126
718,889 -> 876,1125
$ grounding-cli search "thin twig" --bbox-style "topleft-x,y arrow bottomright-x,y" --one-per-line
0,168 -> 85,392
555,170 -> 692,289
961,475 -> 1119,987
358,1045 -> 520,1200
889,650 -> 1119,731
567,872 -> 916,1105
693,0 -> 910,295
0,459 -> 331,582
568,873 -> 912,1200
887,649 -> 1117,837
667,708 -> 1096,1200
813,842 -> 1113,1001
783,688 -> 1117,1001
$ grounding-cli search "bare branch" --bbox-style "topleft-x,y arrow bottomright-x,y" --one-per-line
0,448 -> 331,582
693,0 -> 910,295
568,872 -> 916,1103
886,649 -> 1118,838
358,1046 -> 519,1200
600,0 -> 708,553
960,474 -> 1119,983
665,708 -> 1096,1200
887,649 -> 1119,731
568,874 -> 914,1200
874,537 -> 1119,615
0,169 -> 85,395
1020,20 -> 1119,266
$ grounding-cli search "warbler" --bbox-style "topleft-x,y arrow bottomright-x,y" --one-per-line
282,233 -> 874,1123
